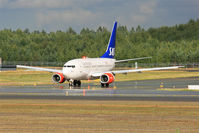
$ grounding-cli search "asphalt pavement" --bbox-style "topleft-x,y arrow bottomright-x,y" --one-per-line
0,77 -> 199,101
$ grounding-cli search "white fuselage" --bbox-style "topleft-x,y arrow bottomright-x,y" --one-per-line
62,58 -> 115,80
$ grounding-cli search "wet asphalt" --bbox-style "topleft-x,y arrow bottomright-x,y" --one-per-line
0,77 -> 199,101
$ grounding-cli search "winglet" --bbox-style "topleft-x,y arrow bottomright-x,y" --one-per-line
101,21 -> 117,58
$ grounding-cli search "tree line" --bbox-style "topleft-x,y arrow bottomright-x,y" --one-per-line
0,19 -> 199,64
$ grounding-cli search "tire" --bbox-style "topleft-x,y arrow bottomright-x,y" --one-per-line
101,83 -> 105,88
77,80 -> 81,87
69,82 -> 73,86
73,80 -> 77,86
105,83 -> 109,87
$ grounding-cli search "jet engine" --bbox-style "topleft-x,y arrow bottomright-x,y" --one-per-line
52,73 -> 65,83
100,73 -> 115,84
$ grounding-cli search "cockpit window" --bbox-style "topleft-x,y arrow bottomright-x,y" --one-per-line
64,65 -> 75,68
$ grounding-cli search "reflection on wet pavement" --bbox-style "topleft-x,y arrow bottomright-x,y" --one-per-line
0,77 -> 199,97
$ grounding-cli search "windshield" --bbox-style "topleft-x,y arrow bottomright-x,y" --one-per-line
64,65 -> 75,68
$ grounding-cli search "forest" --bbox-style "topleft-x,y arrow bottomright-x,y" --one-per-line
0,19 -> 199,64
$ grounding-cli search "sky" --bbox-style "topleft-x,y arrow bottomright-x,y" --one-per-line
0,0 -> 199,32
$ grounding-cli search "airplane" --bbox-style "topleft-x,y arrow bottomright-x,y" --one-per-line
17,21 -> 182,87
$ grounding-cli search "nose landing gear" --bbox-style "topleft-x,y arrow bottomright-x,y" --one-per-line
69,79 -> 81,87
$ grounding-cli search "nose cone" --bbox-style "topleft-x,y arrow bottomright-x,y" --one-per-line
62,60 -> 88,80
62,60 -> 79,79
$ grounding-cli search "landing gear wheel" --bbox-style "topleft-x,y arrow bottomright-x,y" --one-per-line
69,82 -> 73,86
73,80 -> 77,86
101,83 -> 105,88
69,79 -> 74,86
105,83 -> 109,87
70,80 -> 81,87
101,83 -> 109,88
77,80 -> 81,87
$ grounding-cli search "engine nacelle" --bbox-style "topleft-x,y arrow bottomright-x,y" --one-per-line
100,73 -> 115,84
52,73 -> 65,83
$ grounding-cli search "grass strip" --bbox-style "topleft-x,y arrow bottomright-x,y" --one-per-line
0,100 -> 199,132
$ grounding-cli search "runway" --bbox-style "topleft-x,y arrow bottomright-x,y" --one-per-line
0,77 -> 199,101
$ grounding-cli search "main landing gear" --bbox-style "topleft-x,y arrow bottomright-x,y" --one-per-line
101,83 -> 109,88
69,79 -> 81,87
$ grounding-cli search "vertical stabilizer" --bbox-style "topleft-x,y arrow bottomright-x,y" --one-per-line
101,21 -> 117,58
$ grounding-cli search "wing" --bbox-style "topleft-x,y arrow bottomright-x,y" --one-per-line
17,65 -> 62,73
91,66 -> 183,77
111,66 -> 183,74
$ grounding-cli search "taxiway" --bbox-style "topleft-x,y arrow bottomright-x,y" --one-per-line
0,77 -> 199,101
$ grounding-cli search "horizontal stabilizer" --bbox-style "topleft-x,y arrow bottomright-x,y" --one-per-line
116,57 -> 152,63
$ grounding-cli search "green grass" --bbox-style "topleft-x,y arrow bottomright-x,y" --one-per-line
0,70 -> 52,85
0,68 -> 199,86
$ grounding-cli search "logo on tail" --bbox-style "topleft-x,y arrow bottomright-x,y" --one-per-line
101,21 -> 117,58
109,47 -> 115,56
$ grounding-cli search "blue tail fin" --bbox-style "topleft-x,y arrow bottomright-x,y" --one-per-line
101,21 -> 117,58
